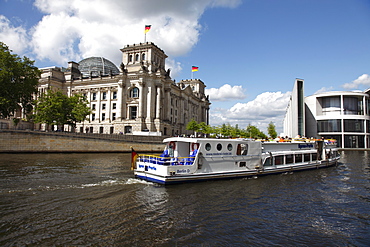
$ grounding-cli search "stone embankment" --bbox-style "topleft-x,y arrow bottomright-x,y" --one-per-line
0,130 -> 165,153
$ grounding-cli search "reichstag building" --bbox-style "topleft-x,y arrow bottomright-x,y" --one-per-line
37,42 -> 210,136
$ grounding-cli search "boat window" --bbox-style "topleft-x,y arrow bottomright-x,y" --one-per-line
236,144 -> 241,155
239,162 -> 246,167
295,154 -> 302,163
168,142 -> 176,156
227,143 -> 233,151
236,144 -> 248,155
216,143 -> 222,151
263,157 -> 272,166
241,144 -> 248,155
205,143 -> 211,151
286,154 -> 294,164
312,153 -> 318,161
275,156 -> 284,165
303,153 -> 311,162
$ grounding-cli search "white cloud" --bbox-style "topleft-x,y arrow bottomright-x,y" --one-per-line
165,58 -> 183,78
314,86 -> 334,94
342,74 -> 370,89
209,91 -> 291,133
206,84 -> 246,101
0,15 -> 28,54
26,0 -> 241,69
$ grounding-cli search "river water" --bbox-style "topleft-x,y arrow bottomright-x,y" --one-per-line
0,151 -> 369,246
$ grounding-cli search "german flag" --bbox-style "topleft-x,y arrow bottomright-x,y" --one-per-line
131,147 -> 138,170
192,66 -> 199,72
144,25 -> 151,34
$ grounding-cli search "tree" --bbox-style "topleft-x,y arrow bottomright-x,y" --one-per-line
68,94 -> 92,128
198,122 -> 211,136
220,123 -> 232,137
231,124 -> 241,138
33,90 -> 91,130
246,124 -> 268,139
267,121 -> 278,139
0,42 -> 40,118
186,119 -> 199,136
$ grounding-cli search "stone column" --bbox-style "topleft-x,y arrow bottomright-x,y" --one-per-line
146,86 -> 152,121
156,86 -> 161,119
96,89 -> 101,122
138,80 -> 145,119
117,80 -> 124,121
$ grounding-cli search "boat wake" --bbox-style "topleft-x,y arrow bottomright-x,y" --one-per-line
81,179 -> 127,187
125,178 -> 154,185
3,177 -> 153,194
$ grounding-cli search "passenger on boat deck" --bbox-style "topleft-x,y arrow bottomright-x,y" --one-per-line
190,149 -> 198,157
160,150 -> 169,157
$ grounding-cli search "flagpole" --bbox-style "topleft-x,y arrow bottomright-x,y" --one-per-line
144,25 -> 151,43
191,66 -> 198,79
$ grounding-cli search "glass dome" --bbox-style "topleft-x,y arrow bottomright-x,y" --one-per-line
78,57 -> 120,77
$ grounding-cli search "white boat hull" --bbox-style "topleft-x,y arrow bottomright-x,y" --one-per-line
134,158 -> 339,185
133,137 -> 340,185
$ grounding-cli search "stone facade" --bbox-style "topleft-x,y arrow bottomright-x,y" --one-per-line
37,42 -> 210,136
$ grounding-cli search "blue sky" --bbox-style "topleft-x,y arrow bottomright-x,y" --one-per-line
1,0 -> 370,134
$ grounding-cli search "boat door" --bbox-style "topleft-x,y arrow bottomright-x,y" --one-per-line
168,141 -> 176,157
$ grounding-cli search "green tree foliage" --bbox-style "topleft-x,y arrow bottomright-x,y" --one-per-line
33,90 -> 91,130
246,124 -> 268,139
267,121 -> 278,139
0,42 -> 40,118
186,119 -> 199,135
220,123 -> 232,137
198,122 -> 211,136
188,121 -> 269,140
68,94 -> 92,127
231,124 -> 242,137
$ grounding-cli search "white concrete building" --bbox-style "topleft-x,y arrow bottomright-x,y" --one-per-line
283,79 -> 305,138
284,79 -> 370,148
37,42 -> 210,136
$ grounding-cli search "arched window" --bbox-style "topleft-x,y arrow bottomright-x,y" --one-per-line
135,54 -> 139,62
129,55 -> 133,63
130,87 -> 139,98
142,53 -> 146,61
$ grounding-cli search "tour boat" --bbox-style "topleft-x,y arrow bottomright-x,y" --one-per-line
132,137 -> 340,185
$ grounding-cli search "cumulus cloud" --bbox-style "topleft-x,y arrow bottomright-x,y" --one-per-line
314,86 -> 334,94
24,0 -> 241,71
342,74 -> 370,89
0,15 -> 28,54
206,84 -> 246,101
210,91 -> 291,133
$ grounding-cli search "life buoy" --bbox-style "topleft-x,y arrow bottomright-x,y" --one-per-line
191,143 -> 199,151
169,141 -> 176,150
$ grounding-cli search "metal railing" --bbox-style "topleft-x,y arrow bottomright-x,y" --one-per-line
137,154 -> 195,166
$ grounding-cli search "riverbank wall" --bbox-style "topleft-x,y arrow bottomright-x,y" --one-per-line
0,130 -> 165,153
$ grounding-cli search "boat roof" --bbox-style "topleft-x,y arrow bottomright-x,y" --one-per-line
163,137 -> 329,145
162,137 -> 254,143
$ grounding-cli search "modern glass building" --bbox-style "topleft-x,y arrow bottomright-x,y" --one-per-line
284,80 -> 370,148
305,91 -> 370,148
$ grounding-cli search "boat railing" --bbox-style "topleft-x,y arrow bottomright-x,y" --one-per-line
137,154 -> 195,166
